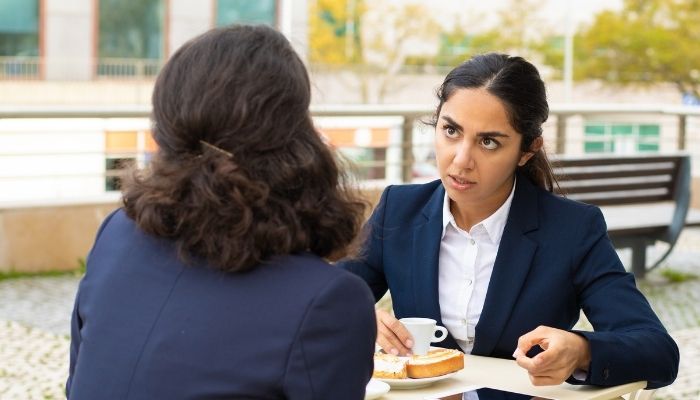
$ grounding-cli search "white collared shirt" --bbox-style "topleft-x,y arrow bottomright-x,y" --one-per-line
438,180 -> 516,353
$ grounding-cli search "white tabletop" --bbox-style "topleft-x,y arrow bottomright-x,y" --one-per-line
381,354 -> 646,400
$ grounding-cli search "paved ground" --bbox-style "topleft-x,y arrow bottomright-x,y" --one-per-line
1,230 -> 700,399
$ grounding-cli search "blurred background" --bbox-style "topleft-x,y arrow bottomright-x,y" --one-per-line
2,0 -> 700,274
1,0 -> 700,398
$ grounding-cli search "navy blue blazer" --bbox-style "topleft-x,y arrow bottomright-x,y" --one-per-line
67,209 -> 377,399
339,176 -> 679,389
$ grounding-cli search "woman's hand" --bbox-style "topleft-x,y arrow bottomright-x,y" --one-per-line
375,309 -> 414,355
512,325 -> 591,385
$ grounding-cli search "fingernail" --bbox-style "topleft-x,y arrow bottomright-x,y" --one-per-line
405,339 -> 413,347
512,349 -> 524,358
390,348 -> 399,355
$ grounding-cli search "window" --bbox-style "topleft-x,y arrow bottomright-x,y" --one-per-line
105,130 -> 157,191
216,0 -> 277,26
321,126 -> 389,181
97,0 -> 164,77
0,0 -> 40,78
584,123 -> 660,155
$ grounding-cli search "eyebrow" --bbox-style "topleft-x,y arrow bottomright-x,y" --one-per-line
440,115 -> 510,138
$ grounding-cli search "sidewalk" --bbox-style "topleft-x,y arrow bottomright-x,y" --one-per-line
1,229 -> 700,399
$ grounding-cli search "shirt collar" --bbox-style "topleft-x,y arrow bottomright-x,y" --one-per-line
441,177 -> 517,244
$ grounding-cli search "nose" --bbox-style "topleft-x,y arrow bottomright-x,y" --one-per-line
452,139 -> 475,170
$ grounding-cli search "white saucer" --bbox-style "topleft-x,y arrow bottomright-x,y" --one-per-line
365,378 -> 391,399
376,371 -> 458,389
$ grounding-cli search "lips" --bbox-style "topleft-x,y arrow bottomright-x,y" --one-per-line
448,175 -> 476,191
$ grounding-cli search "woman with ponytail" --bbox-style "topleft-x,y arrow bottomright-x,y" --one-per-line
340,53 -> 678,389
67,25 -> 376,399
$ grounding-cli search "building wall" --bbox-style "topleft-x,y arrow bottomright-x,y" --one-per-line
2,181 -> 699,273
168,0 -> 213,57
0,118 -> 150,204
284,0 -> 308,62
0,201 -> 119,272
44,0 -> 93,80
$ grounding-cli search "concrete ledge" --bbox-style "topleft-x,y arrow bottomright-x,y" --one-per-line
1,180 -> 696,273
0,202 -> 120,273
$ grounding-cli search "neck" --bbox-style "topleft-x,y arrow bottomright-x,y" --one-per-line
449,177 -> 515,231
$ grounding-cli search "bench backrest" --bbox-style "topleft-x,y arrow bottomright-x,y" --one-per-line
551,154 -> 689,207
552,153 -> 692,246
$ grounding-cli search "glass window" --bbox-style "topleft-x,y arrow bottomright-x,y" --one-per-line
0,0 -> 39,56
583,122 -> 660,155
216,0 -> 277,26
105,130 -> 151,191
584,141 -> 607,153
639,124 -> 660,137
611,124 -> 633,136
0,0 -> 39,78
584,124 -> 605,135
97,0 -> 164,77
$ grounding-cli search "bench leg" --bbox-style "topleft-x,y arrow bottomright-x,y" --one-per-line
630,241 -> 647,279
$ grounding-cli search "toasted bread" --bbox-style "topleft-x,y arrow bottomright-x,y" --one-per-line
372,348 -> 464,379
372,352 -> 408,379
406,348 -> 464,378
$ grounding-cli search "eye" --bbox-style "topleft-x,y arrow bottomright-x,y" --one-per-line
480,137 -> 500,150
442,125 -> 460,139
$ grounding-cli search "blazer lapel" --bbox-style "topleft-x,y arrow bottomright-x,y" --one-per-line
412,184 -> 444,322
472,176 -> 539,355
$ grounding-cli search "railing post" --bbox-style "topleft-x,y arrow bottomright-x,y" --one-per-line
556,114 -> 568,154
401,115 -> 415,183
678,114 -> 687,151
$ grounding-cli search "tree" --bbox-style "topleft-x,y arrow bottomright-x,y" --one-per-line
576,0 -> 700,98
308,0 -> 364,65
308,0 -> 439,103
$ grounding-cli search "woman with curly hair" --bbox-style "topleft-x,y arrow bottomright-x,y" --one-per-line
67,25 -> 376,399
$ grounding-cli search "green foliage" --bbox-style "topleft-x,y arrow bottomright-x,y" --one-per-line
435,29 -> 501,67
575,0 -> 700,97
660,268 -> 698,283
0,260 -> 86,282
308,0 -> 364,65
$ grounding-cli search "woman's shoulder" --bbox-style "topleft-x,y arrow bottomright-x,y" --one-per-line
263,253 -> 375,303
533,185 -> 605,226
384,179 -> 442,198
378,179 -> 443,216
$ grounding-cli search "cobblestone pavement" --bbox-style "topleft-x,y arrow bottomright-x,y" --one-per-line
1,229 -> 700,399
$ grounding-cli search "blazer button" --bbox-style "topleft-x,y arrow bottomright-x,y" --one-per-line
602,368 -> 610,380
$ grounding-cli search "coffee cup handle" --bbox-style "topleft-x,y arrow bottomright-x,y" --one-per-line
431,326 -> 448,343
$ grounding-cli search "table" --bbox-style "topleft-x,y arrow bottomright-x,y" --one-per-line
382,354 -> 646,400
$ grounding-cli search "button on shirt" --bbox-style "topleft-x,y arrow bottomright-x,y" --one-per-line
438,181 -> 516,353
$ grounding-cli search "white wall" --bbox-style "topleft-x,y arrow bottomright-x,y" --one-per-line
282,0 -> 309,62
44,0 -> 93,81
168,0 -> 214,57
0,118 -> 150,205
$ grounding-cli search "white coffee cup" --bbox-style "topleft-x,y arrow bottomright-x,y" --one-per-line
399,317 -> 448,356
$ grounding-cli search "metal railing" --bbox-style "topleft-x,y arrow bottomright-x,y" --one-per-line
0,56 -> 41,79
95,58 -> 162,79
1,104 -> 699,205
0,57 -> 163,80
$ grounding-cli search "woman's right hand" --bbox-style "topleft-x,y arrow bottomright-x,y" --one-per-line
375,309 -> 414,355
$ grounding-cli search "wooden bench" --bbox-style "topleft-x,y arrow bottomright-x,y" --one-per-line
552,153 -> 700,278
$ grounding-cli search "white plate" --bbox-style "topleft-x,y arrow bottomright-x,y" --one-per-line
365,378 -> 391,399
376,371 -> 458,389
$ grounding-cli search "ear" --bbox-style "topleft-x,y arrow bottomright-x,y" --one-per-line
518,136 -> 543,166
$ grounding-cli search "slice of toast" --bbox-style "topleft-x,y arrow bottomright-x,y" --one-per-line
406,348 -> 464,378
372,352 -> 408,379
372,348 -> 464,379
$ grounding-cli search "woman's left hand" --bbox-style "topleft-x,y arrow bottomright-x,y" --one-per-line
512,325 -> 591,385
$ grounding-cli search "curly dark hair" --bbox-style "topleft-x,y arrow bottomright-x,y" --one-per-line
122,25 -> 367,272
